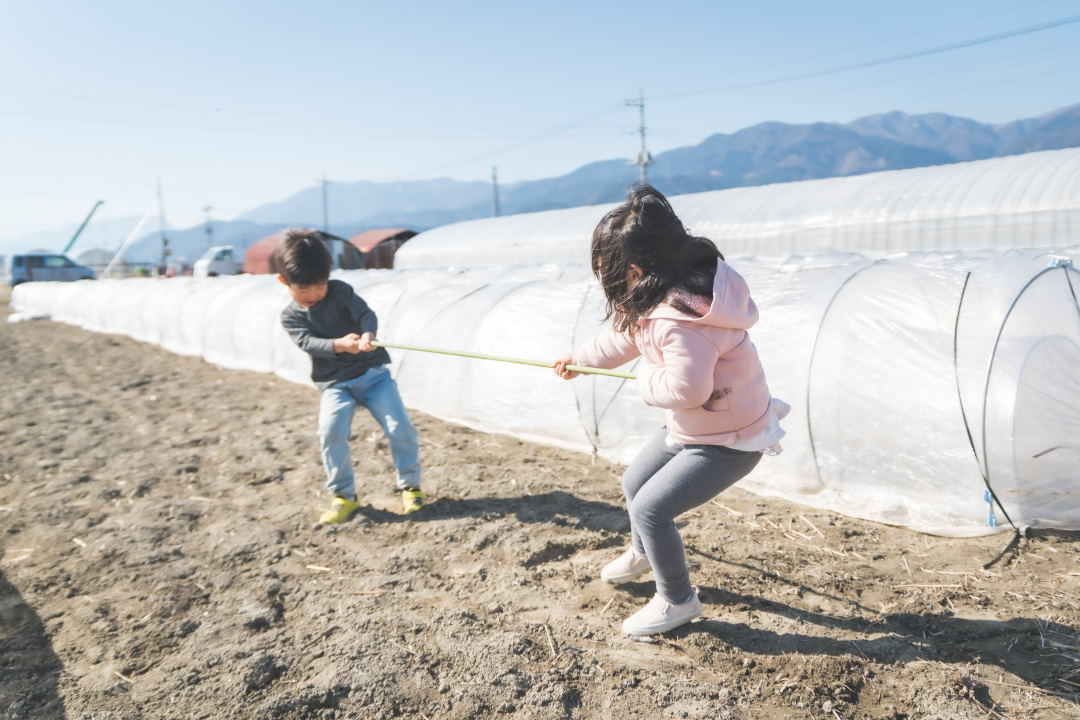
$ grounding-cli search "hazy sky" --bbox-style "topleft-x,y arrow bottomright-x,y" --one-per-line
1,0 -> 1078,244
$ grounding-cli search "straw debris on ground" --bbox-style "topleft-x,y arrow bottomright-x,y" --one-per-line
1,287 -> 1077,720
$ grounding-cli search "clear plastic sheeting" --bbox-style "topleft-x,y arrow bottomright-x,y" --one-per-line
11,246 -> 1080,536
396,203 -> 618,270
396,149 -> 1080,269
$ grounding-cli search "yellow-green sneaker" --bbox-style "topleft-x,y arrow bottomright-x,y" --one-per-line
401,488 -> 426,515
319,495 -> 359,525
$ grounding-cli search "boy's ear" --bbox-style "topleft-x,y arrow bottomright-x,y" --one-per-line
277,275 -> 288,286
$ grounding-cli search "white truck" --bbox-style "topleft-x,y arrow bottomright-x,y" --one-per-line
193,245 -> 241,278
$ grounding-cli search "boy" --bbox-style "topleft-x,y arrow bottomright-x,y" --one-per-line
275,229 -> 424,523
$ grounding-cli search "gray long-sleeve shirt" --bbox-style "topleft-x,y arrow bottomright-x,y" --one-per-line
281,279 -> 391,389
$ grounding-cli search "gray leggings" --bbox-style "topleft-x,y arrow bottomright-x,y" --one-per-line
623,427 -> 762,604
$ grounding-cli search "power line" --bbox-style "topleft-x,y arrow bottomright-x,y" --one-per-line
390,103 -> 624,180
0,103 -> 625,141
3,15 -> 1074,197
652,14 -> 1080,101
0,87 -> 569,129
361,17 -> 1080,180
0,185 -> 151,196
0,0 -> 1048,123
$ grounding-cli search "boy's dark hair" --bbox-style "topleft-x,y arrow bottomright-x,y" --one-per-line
591,185 -> 723,333
273,228 -> 333,286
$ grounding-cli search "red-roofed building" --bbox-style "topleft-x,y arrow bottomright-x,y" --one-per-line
349,228 -> 416,269
242,229 -> 364,275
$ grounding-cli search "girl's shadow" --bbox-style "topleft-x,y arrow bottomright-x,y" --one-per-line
355,493 -> 1077,703
630,547 -> 1077,705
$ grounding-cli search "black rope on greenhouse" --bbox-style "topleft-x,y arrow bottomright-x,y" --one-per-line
971,259 -> 1080,564
804,259 -> 885,487
571,284 -> 650,453
952,271 -> 1021,569
591,358 -> 639,442
568,280 -> 642,451
975,266 -> 1066,535
570,282 -> 600,454
952,272 -> 980,465
1064,261 -> 1080,319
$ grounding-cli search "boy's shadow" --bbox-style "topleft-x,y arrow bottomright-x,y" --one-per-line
0,546 -> 66,719
355,489 -> 631,534
620,547 -> 1077,704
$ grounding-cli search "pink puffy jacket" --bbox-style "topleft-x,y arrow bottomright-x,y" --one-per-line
573,261 -> 773,446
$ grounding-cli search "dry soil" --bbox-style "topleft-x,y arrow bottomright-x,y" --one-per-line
1,287 -> 1077,720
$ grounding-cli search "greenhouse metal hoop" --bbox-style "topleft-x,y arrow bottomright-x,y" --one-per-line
952,271 -> 1017,532
804,259 -> 885,487
570,282 -> 643,452
570,282 -> 599,451
974,260 -> 1080,532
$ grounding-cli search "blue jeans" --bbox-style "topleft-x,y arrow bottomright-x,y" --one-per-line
317,365 -> 421,498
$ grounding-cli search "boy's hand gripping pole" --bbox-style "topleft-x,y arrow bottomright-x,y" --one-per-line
370,340 -> 636,380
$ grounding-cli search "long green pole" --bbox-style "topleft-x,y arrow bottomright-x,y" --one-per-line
370,340 -> 637,380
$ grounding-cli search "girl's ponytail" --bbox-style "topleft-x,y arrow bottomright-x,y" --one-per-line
629,187 -> 681,235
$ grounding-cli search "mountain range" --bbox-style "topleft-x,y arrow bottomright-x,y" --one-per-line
11,102 -> 1079,263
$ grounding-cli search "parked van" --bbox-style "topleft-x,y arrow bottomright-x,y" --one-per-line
4,252 -> 95,286
193,245 -> 242,278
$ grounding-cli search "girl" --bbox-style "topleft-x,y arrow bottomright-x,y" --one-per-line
555,185 -> 786,637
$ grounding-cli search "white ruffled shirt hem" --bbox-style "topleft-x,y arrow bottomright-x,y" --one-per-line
665,398 -> 790,455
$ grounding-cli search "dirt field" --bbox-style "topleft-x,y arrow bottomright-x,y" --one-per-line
1,286 -> 1077,720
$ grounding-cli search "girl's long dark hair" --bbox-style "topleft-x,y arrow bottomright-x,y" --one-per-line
591,185 -> 722,333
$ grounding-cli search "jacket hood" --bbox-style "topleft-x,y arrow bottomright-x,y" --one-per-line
645,260 -> 759,330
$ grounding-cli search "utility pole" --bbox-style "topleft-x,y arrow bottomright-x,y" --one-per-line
321,176 -> 329,233
156,177 -> 169,268
626,89 -> 652,185
203,205 -> 214,249
491,166 -> 501,217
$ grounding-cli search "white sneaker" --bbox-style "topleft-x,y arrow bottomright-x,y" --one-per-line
621,587 -> 702,636
600,547 -> 651,584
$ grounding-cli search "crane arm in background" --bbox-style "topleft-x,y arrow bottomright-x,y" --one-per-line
62,200 -> 105,255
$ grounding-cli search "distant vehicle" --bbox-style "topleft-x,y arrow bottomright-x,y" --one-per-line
193,245 -> 242,278
4,252 -> 95,286
162,259 -> 193,278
